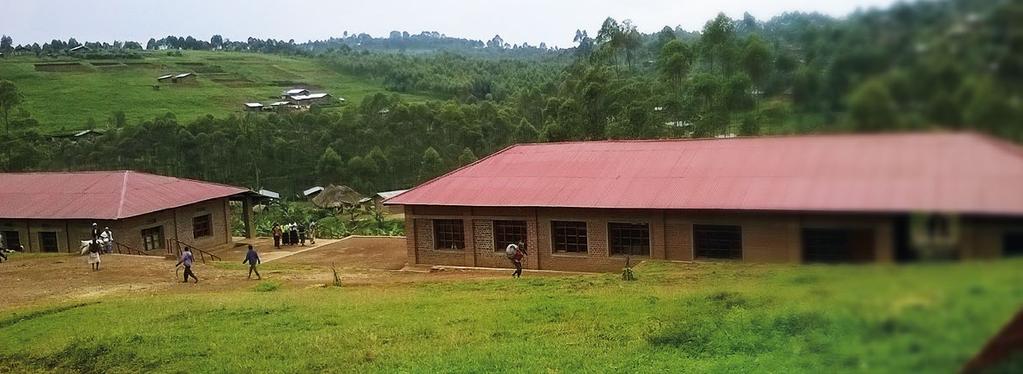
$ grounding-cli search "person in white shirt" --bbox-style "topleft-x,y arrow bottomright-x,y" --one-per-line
100,227 -> 114,253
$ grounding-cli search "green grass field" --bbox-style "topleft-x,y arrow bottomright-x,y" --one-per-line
0,51 -> 432,132
1,259 -> 1021,373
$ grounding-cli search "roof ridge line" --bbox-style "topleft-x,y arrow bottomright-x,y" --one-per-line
116,171 -> 129,219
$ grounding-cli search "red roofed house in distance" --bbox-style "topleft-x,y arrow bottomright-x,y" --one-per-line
0,171 -> 261,253
386,132 -> 1023,272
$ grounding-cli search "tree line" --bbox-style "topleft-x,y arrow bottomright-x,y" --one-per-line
1,0 -> 1021,197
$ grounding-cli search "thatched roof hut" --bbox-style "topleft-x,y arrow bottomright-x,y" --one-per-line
311,184 -> 364,209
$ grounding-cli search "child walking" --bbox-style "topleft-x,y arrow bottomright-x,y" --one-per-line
243,245 -> 261,280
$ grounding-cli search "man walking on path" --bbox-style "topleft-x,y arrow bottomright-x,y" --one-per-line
243,245 -> 261,280
176,247 -> 199,283
506,241 -> 527,278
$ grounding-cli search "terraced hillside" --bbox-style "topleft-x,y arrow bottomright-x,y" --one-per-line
0,51 -> 432,132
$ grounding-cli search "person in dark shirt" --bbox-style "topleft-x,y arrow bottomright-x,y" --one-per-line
243,245 -> 261,280
272,224 -> 283,248
289,224 -> 299,246
87,239 -> 102,271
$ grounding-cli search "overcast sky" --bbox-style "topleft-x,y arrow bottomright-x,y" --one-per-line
3,0 -> 900,47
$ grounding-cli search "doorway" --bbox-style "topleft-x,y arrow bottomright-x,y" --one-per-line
1,231 -> 20,250
38,232 -> 59,252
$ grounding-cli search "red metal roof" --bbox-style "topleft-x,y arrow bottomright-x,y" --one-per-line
0,171 -> 248,220
388,132 -> 1023,216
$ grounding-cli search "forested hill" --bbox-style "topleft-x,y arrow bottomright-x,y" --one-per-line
0,0 -> 1020,197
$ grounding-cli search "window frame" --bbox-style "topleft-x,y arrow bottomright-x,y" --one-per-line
551,220 -> 588,254
432,219 -> 465,250
608,222 -> 651,257
693,224 -> 743,260
141,226 -> 165,251
192,214 -> 212,239
493,220 -> 527,253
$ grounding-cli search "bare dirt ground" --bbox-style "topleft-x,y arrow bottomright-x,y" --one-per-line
0,253 -> 251,311
274,236 -> 407,270
0,236 -> 572,311
212,236 -> 342,263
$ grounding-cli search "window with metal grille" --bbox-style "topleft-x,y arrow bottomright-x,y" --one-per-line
193,214 -> 212,238
609,222 -> 650,256
494,220 -> 527,252
552,221 -> 587,253
693,224 -> 742,259
433,219 -> 465,250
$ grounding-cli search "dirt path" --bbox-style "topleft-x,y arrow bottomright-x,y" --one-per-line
0,253 -> 257,311
273,236 -> 407,269
211,237 -> 341,263
0,236 -> 583,311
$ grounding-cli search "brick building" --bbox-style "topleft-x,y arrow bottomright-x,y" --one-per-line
0,171 -> 258,253
387,132 -> 1023,272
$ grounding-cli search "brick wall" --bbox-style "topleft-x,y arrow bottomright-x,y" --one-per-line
404,205 -> 1019,272
1,198 -> 234,254
960,217 -> 1023,259
113,198 -> 232,253
473,219 -> 507,268
172,198 -> 231,249
412,217 -> 468,266
28,220 -> 69,252
114,209 -> 176,252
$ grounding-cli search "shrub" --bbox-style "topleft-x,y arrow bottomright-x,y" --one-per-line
254,281 -> 281,292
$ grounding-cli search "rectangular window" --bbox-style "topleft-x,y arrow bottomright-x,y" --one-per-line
38,232 -> 59,252
142,226 -> 165,251
694,224 -> 742,259
192,214 -> 212,238
2,231 -> 21,249
433,219 -> 465,250
494,220 -> 527,252
552,221 -> 587,253
609,222 -> 650,256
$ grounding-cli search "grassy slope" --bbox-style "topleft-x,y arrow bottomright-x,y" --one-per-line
1,259 -> 1021,373
0,51 -> 431,132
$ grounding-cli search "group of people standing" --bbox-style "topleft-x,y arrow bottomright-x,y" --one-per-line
272,222 -> 316,248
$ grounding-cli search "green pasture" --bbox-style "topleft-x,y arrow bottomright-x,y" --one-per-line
1,258 -> 1021,373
